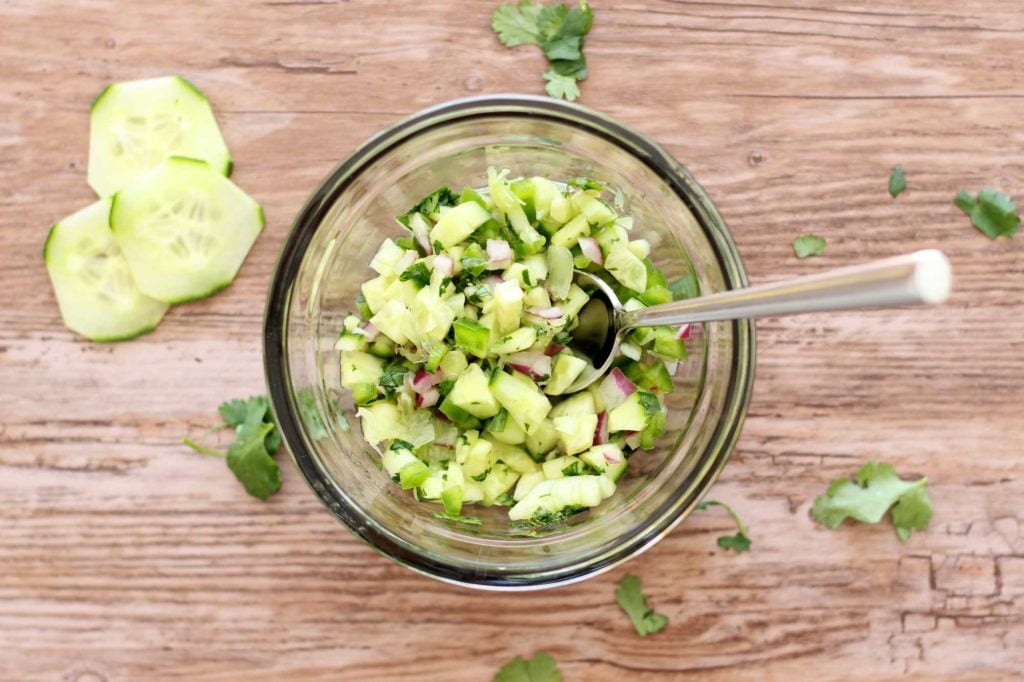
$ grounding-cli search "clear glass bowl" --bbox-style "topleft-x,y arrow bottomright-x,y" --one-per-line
264,95 -> 755,590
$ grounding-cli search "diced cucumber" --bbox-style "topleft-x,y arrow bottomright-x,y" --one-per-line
571,191 -> 617,226
549,191 -> 574,224
490,370 -> 552,430
525,418 -> 559,458
480,463 -> 520,505
429,201 -> 491,248
441,484 -> 464,515
425,344 -> 449,372
595,223 -> 629,253
542,455 -> 582,480
88,76 -> 231,197
530,177 -> 560,220
438,394 -> 483,430
335,331 -> 368,352
545,244 -> 573,301
549,391 -> 596,419
544,353 -> 588,395
628,239 -> 651,260
553,414 -> 598,455
523,286 -> 551,308
109,157 -> 263,303
370,300 -> 410,345
453,317 -> 490,359
493,279 -> 524,334
357,402 -> 435,446
579,444 -> 625,476
607,390 -> 660,433
491,327 -> 537,355
460,436 -> 493,478
487,439 -> 540,474
488,167 -> 545,253
341,350 -> 385,388
604,243 -> 648,293
487,412 -> 528,445
513,470 -> 546,501
639,285 -> 673,306
560,284 -> 590,318
360,275 -> 392,314
449,364 -> 500,419
369,238 -> 408,276
399,460 -> 431,489
522,255 -> 549,283
508,475 -> 615,521
550,214 -> 590,249
640,409 -> 667,449
351,382 -> 377,405
439,349 -> 468,380
462,480 -> 486,504
44,198 -> 169,341
382,446 -> 420,478
652,326 -> 688,360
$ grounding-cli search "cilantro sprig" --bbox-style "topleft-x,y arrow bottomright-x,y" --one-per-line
491,0 -> 594,101
811,461 -> 933,541
184,396 -> 283,500
695,499 -> 751,553
494,651 -> 561,682
889,165 -> 907,198
955,188 -> 1020,239
615,573 -> 668,636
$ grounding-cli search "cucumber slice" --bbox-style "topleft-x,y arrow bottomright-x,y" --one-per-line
44,198 -> 169,341
110,157 -> 263,303
88,76 -> 232,197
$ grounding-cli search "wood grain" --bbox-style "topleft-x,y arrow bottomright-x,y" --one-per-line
1,0 -> 1022,679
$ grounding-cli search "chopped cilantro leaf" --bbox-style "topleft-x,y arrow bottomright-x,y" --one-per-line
396,186 -> 459,227
378,363 -> 409,399
551,330 -> 572,345
542,69 -> 581,101
494,651 -> 561,682
811,461 -> 933,541
399,262 -> 432,288
491,0 -> 543,47
471,468 -> 491,482
792,234 -> 826,259
954,188 -> 1020,239
390,439 -> 415,451
297,388 -> 327,442
696,500 -> 751,553
668,273 -> 699,300
615,573 -> 668,636
889,165 -> 907,198
496,491 -> 516,507
567,177 -> 604,191
530,506 -> 584,525
461,256 -> 489,276
561,461 -> 581,476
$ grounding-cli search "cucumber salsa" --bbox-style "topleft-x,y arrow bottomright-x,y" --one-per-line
339,168 -> 689,526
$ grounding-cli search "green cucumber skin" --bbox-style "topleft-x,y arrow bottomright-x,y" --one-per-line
89,83 -> 114,112
42,224 -> 58,260
223,158 -> 234,178
161,278 -> 234,306
88,321 -> 162,344
173,75 -> 208,101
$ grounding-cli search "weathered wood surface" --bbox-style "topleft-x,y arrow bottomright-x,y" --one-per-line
1,0 -> 1022,679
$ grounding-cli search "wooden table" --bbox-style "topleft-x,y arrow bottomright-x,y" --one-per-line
2,1 -> 1021,679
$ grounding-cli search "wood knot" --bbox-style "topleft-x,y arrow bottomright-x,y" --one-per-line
65,668 -> 108,682
747,150 -> 767,166
464,75 -> 483,92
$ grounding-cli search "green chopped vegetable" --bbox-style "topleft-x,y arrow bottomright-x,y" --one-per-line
433,512 -> 483,525
494,651 -> 561,682
399,261 -> 432,288
889,165 -> 907,198
811,461 -> 933,541
792,234 -> 826,259
615,573 -> 668,636
696,499 -> 751,553
954,188 -> 1020,239
378,363 -> 409,399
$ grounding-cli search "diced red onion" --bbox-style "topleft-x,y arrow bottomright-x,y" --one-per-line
603,447 -> 622,465
416,387 -> 439,408
506,351 -> 552,380
436,410 -> 451,423
676,323 -> 691,340
395,250 -> 418,275
624,430 -> 641,450
412,368 -> 443,393
433,254 -> 455,277
484,275 -> 504,292
599,367 -> 636,410
544,342 -> 565,357
486,239 -> 513,269
359,322 -> 379,341
595,411 -> 609,445
579,237 -> 603,265
412,220 -> 432,255
527,306 -> 564,320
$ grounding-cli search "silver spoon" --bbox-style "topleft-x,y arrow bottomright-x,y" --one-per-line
566,249 -> 952,391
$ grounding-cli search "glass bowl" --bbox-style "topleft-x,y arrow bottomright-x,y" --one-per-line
264,95 -> 755,590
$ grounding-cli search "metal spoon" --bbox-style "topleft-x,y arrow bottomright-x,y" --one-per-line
566,249 -> 952,390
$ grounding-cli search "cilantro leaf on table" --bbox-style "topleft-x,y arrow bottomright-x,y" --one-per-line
492,0 -> 544,47
494,651 -> 561,682
226,403 -> 282,500
696,500 -> 752,553
184,395 -> 284,500
491,0 -> 594,101
889,165 -> 907,198
542,70 -> 581,101
811,461 -> 933,541
792,234 -> 826,259
954,188 -> 1020,239
615,573 -> 668,636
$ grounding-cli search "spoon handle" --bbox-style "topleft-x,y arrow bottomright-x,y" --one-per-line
620,249 -> 952,329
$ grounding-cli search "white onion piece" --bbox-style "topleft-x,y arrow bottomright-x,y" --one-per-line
416,387 -> 440,409
433,254 -> 455,277
527,306 -> 564,320
486,239 -> 513,269
598,367 -> 636,410
579,237 -> 604,265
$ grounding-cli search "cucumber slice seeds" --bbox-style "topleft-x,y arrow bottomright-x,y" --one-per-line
44,198 -> 169,341
111,157 -> 263,304
88,76 -> 232,198
344,170 -> 691,527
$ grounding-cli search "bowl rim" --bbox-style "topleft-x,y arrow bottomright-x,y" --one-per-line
263,94 -> 755,590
